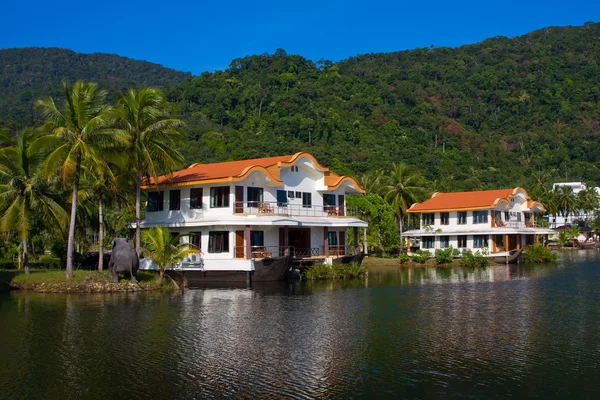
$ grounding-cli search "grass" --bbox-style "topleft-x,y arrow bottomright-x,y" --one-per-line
5,269 -> 165,292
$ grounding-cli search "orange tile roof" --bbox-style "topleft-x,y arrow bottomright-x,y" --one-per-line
408,188 -> 521,212
143,152 -> 365,193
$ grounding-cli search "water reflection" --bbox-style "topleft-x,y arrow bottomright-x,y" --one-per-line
0,250 -> 599,399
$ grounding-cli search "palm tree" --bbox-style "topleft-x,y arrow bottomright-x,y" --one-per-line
381,162 -> 429,247
555,185 -> 578,224
358,169 -> 385,195
0,129 -> 68,274
36,80 -> 123,278
142,227 -> 198,283
577,187 -> 599,223
118,88 -> 185,254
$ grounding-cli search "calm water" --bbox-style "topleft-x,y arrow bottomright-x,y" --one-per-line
1,251 -> 600,399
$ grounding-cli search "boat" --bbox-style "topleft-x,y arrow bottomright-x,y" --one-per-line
166,253 -> 295,284
490,249 -> 523,264
332,252 -> 366,265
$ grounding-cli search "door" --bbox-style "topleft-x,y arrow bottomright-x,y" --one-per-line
277,190 -> 287,207
235,186 -> 244,213
338,195 -> 345,216
235,230 -> 244,258
338,231 -> 346,255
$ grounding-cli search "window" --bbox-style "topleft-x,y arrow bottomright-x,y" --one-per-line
439,236 -> 450,248
328,231 -> 338,246
505,211 -> 510,221
517,212 -> 522,222
302,192 -> 312,208
494,211 -> 502,222
295,191 -> 301,198
288,191 -> 295,199
457,211 -> 467,225
440,212 -> 449,225
247,187 -> 263,208
422,236 -> 434,249
191,232 -> 201,249
473,211 -> 488,224
190,188 -> 203,209
169,190 -> 180,211
277,190 -> 287,206
250,231 -> 264,247
208,231 -> 229,253
146,191 -> 164,212
473,235 -> 488,248
457,236 -> 467,248
323,194 -> 336,207
210,186 -> 230,208
422,213 -> 435,225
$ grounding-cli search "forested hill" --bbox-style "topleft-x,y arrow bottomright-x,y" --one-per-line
2,23 -> 600,190
0,47 -> 191,128
174,22 -> 600,190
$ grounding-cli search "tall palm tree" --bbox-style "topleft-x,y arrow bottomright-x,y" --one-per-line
118,88 -> 185,254
0,129 -> 68,274
36,80 -> 123,278
555,185 -> 578,224
142,227 -> 197,283
577,187 -> 599,222
358,169 -> 385,195
382,162 -> 429,247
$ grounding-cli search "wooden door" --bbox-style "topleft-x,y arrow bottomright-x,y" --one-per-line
338,195 -> 345,216
339,231 -> 346,255
235,186 -> 244,213
235,230 -> 244,258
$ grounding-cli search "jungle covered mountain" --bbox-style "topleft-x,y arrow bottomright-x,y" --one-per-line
174,23 -> 600,190
2,22 -> 600,191
0,48 -> 191,128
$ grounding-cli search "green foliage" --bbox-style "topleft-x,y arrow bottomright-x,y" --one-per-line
347,193 -> 400,253
303,262 -> 367,280
413,250 -> 431,263
398,253 -> 410,264
142,227 -> 198,280
435,246 -> 460,264
460,249 -> 490,268
522,244 -> 558,263
556,231 -> 572,247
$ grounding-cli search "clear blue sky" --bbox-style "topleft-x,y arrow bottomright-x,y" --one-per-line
1,0 -> 598,75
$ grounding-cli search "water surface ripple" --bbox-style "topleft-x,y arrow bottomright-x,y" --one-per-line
1,251 -> 600,399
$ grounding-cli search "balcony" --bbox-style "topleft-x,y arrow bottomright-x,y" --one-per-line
493,220 -> 543,229
233,245 -> 350,259
233,201 -> 360,218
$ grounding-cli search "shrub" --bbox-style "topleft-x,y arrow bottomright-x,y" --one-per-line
399,253 -> 410,264
338,262 -> 367,278
522,244 -> 558,263
460,249 -> 490,268
303,263 -> 334,280
413,250 -> 431,263
435,246 -> 460,264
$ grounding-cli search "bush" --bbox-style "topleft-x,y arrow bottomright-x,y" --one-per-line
460,249 -> 490,268
303,263 -> 334,280
435,246 -> 460,264
304,262 -> 368,280
338,262 -> 367,278
522,244 -> 558,263
413,250 -> 431,263
399,253 -> 410,264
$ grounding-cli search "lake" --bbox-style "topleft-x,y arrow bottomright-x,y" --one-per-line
1,251 -> 599,399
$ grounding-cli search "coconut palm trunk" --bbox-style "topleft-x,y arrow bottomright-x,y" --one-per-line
135,174 -> 142,254
22,237 -> 30,275
98,195 -> 104,271
398,217 -> 404,250
65,155 -> 81,278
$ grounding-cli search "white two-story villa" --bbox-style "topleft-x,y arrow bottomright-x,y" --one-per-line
138,152 -> 367,282
404,188 -> 555,258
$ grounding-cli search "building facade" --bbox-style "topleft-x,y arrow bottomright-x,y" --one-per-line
404,188 -> 555,255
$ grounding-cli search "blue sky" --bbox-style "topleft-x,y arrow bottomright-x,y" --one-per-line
1,0 -> 598,75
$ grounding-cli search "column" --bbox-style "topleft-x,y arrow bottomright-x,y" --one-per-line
363,227 -> 368,255
284,226 -> 289,255
324,227 -> 329,256
245,226 -> 251,259
353,227 -> 358,250
505,234 -> 509,251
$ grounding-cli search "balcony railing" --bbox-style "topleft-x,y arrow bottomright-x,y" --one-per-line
493,220 -> 543,228
233,245 -> 349,259
233,201 -> 359,218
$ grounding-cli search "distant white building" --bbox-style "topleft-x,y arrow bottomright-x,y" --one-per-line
551,182 -> 600,228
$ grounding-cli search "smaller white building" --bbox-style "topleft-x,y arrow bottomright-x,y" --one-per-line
404,188 -> 555,255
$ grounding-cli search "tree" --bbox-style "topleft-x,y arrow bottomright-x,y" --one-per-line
118,88 -> 185,254
141,227 -> 197,283
555,185 -> 578,224
382,163 -> 429,248
0,129 -> 68,273
577,187 -> 599,223
36,80 -> 121,278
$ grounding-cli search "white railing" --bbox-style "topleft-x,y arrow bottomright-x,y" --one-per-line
233,201 -> 359,218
